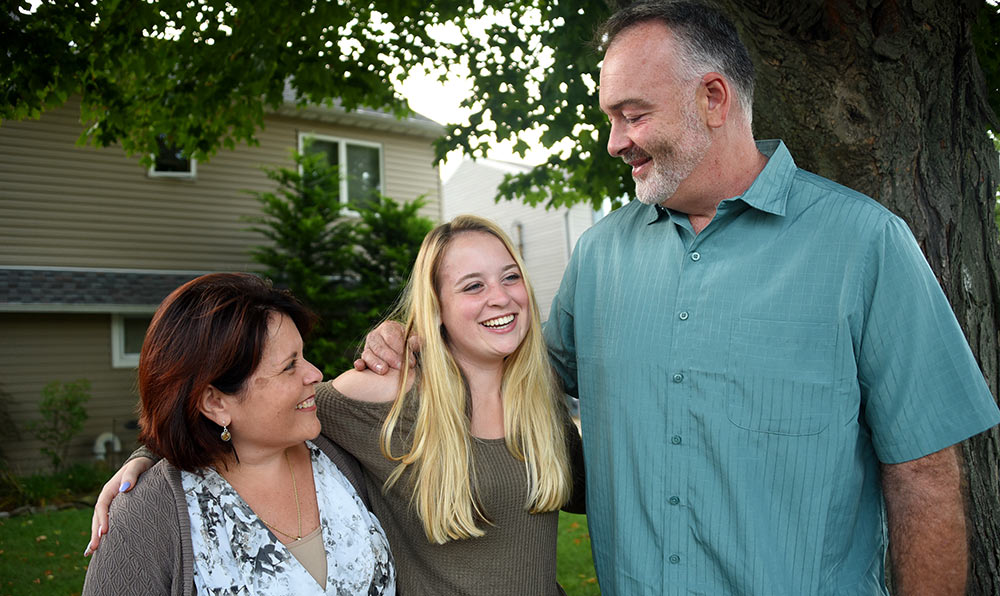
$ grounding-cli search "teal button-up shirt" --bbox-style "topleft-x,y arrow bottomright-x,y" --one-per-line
544,140 -> 1000,595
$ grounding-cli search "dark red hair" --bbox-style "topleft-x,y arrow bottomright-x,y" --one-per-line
137,273 -> 315,471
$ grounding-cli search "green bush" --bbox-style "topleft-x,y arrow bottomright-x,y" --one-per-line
0,461 -> 110,511
246,148 -> 433,376
26,380 -> 91,473
0,382 -> 17,466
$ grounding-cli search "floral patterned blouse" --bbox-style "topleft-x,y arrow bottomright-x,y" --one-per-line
181,441 -> 395,595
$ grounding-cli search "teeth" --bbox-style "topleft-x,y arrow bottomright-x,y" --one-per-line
482,314 -> 514,328
295,397 -> 315,410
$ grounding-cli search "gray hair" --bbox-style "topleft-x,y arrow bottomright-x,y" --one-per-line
595,0 -> 755,124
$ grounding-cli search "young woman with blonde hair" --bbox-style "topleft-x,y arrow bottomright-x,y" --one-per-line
325,214 -> 584,594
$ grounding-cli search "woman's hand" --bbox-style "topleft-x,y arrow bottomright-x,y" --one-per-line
84,457 -> 154,556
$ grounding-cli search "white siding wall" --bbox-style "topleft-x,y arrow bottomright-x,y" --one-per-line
0,98 -> 442,271
444,159 -> 594,321
0,313 -> 142,473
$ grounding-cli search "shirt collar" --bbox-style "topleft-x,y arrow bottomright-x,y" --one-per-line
649,203 -> 670,224
739,139 -> 795,216
644,139 -> 796,224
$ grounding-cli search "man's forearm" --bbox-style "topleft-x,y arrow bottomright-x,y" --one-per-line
881,445 -> 966,596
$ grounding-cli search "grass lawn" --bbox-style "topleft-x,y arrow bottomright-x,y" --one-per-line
557,512 -> 601,595
0,508 -> 598,595
0,508 -> 91,596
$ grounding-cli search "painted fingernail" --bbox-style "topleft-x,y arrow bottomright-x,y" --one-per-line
375,363 -> 384,372
119,481 -> 131,492
83,545 -> 92,556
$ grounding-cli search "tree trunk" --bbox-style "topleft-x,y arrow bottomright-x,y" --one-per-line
717,0 -> 1000,593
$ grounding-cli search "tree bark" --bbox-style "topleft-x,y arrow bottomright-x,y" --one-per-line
717,0 -> 1000,593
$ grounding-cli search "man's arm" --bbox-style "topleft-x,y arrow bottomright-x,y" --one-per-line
881,445 -> 966,596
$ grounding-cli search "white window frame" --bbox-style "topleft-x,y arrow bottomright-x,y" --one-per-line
297,132 -> 384,213
148,135 -> 197,179
111,314 -> 151,368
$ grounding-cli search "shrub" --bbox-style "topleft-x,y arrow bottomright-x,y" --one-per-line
0,382 -> 17,466
26,380 -> 91,472
0,461 -> 111,510
246,148 -> 433,375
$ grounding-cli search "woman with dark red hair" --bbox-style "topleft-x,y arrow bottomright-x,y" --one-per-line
81,273 -> 394,595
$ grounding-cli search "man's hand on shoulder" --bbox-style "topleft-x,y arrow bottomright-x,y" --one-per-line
352,320 -> 419,373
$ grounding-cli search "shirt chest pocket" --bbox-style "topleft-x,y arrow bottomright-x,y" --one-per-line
726,317 -> 838,436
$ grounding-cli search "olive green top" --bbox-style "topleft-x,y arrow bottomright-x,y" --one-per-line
316,381 -> 585,596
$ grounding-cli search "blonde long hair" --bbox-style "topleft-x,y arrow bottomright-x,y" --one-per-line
380,215 -> 573,544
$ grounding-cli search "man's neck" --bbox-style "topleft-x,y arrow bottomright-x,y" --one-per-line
665,135 -> 768,234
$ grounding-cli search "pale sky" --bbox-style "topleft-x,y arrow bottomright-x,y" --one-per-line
391,9 -> 573,182
396,66 -> 561,182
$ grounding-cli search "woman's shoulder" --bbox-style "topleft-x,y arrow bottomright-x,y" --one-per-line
328,368 -> 415,403
97,462 -> 184,559
109,461 -> 182,521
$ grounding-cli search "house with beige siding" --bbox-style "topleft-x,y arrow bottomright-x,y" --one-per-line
443,158 -> 600,321
0,96 -> 443,473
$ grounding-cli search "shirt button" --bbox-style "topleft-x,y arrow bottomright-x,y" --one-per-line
671,435 -> 682,445
678,311 -> 689,320
672,373 -> 684,383
669,496 -> 680,505
690,252 -> 701,261
669,554 -> 681,564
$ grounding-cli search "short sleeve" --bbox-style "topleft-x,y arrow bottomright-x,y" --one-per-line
857,217 -> 999,463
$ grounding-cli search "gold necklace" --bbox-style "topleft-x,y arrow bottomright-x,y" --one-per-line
258,448 -> 302,542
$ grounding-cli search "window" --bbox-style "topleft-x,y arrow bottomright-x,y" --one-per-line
111,314 -> 152,368
148,134 -> 196,178
299,133 -> 383,210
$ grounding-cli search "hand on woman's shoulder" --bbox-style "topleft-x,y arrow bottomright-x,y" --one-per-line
330,368 -> 414,403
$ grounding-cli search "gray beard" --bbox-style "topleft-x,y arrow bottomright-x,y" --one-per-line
633,111 -> 710,206
635,157 -> 692,205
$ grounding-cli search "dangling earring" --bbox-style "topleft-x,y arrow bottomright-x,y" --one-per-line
220,424 -> 231,442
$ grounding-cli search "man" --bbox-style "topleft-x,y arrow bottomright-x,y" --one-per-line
361,2 -> 1000,594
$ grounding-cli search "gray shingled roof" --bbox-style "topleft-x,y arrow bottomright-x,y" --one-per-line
0,268 -> 204,309
278,82 -> 444,138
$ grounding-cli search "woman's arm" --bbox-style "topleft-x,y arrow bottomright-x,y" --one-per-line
330,368 -> 410,403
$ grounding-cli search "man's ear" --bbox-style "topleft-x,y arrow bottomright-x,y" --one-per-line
199,385 -> 231,427
699,72 -> 731,129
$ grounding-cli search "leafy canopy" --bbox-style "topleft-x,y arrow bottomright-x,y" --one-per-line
3,0 -> 998,210
2,0 -> 463,161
